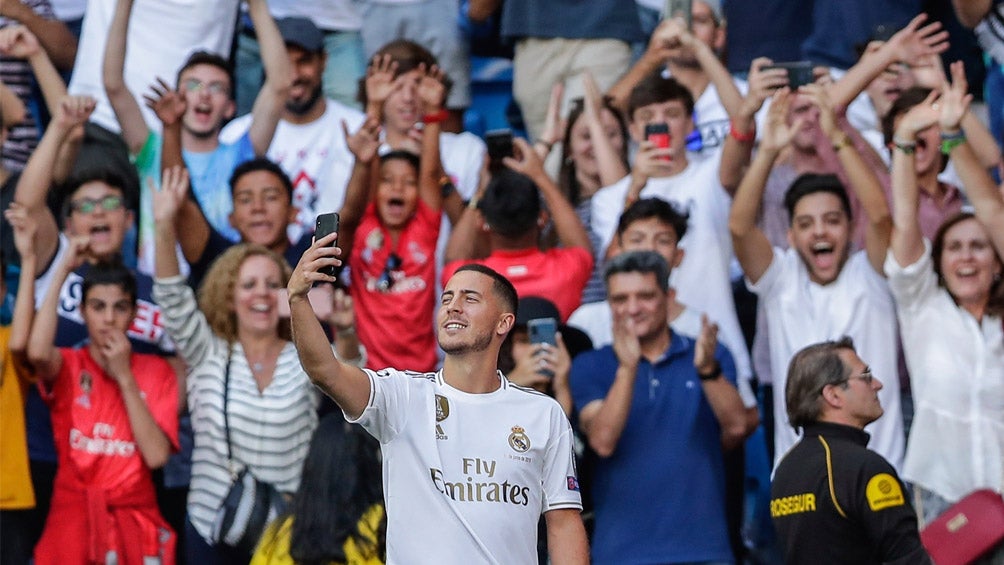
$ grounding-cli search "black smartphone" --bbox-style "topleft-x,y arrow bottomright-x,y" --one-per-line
662,0 -> 692,28
527,317 -> 557,378
314,212 -> 340,278
764,61 -> 815,89
644,123 -> 671,161
485,129 -> 514,171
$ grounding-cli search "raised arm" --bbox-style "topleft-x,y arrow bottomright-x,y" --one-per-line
729,89 -> 797,284
581,73 -> 628,186
952,0 -> 992,28
805,84 -> 892,273
0,0 -> 77,70
338,116 -> 382,260
941,62 -> 1004,253
152,166 -> 191,279
0,26 -> 66,117
889,91 -> 940,267
416,64 -> 446,212
102,0 -> 149,154
27,237 -> 90,380
506,138 -> 591,252
144,78 -> 187,173
443,173 -> 490,263
246,0 -> 290,156
6,203 -> 38,368
607,19 -> 677,114
288,234 -> 371,419
13,95 -> 95,274
693,316 -> 747,450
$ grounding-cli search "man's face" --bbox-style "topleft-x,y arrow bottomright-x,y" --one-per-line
618,217 -> 684,271
383,69 -> 422,134
286,45 -> 325,116
788,93 -> 822,151
630,100 -> 693,160
82,284 -> 135,350
376,158 -> 419,230
833,349 -> 884,427
179,64 -> 235,139
65,182 -> 133,260
229,169 -> 296,249
787,191 -> 851,285
437,270 -> 511,355
606,271 -> 670,342
669,1 -> 722,67
864,63 -> 915,118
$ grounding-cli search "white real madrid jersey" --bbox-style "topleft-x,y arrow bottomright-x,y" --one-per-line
350,368 -> 582,564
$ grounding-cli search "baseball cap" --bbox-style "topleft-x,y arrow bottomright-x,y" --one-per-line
276,17 -> 324,53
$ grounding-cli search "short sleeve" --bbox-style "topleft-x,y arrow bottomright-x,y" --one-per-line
145,357 -> 181,451
590,177 -> 631,255
348,368 -> 409,444
883,240 -> 939,312
541,407 -> 583,512
745,247 -> 785,297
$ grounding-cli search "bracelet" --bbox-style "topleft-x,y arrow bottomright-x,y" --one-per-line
439,175 -> 456,198
697,363 -> 722,382
335,325 -> 356,337
940,130 -> 966,154
832,135 -> 852,153
422,109 -> 448,124
892,137 -> 916,155
729,121 -> 756,143
467,194 -> 481,210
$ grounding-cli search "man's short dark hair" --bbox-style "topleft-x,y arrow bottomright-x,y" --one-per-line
454,264 -> 518,316
379,149 -> 421,173
59,167 -> 137,217
627,72 -> 695,121
616,198 -> 689,242
82,259 -> 138,305
176,50 -> 235,99
603,250 -> 670,293
230,158 -> 294,203
881,87 -> 932,146
783,174 -> 852,225
785,337 -> 856,430
478,170 -> 540,238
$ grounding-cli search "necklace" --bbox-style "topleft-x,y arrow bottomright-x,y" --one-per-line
244,341 -> 281,375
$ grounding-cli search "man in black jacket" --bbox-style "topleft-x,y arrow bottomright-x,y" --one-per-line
770,337 -> 932,565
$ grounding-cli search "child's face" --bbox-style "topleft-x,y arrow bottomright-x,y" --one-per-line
65,182 -> 133,261
82,284 -> 135,349
376,158 -> 419,230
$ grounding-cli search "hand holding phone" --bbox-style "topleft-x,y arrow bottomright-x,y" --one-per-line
485,129 -> 514,172
528,317 -> 558,378
764,61 -> 815,89
314,212 -> 340,278
644,123 -> 671,161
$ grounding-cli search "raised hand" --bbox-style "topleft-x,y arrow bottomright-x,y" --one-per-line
54,95 -> 97,133
343,116 -> 382,164
502,137 -> 546,180
911,52 -> 948,90
742,58 -> 787,117
99,331 -> 134,384
5,202 -> 37,259
151,165 -> 190,225
886,13 -> 949,64
416,63 -> 446,114
647,17 -> 695,60
893,89 -> 940,141
799,83 -> 839,139
328,287 -> 356,334
537,81 -> 565,150
611,314 -> 642,370
693,314 -> 719,374
61,236 -> 93,272
581,71 -> 605,125
939,61 -> 972,133
760,88 -> 805,153
0,25 -> 40,58
365,53 -> 399,116
143,78 -> 186,127
631,139 -> 674,181
289,232 -> 341,300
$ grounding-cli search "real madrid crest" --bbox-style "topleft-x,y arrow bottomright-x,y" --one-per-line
508,425 -> 530,453
434,395 -> 449,440
75,370 -> 93,408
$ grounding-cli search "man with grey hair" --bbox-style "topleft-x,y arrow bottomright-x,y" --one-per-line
570,250 -> 747,564
770,338 -> 931,565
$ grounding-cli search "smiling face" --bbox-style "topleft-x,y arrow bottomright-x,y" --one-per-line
618,217 -> 684,271
376,157 -> 419,230
232,254 -> 284,337
179,63 -> 235,139
65,182 -> 133,260
437,270 -> 512,356
606,271 -> 670,343
382,69 -> 422,135
81,284 -> 135,350
788,191 -> 851,285
229,169 -> 296,250
568,108 -> 626,180
938,217 -> 1003,311
286,45 -> 325,116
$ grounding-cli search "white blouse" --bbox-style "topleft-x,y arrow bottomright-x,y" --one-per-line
885,243 -> 1004,502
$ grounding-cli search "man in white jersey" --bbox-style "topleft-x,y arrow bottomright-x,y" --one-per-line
288,236 -> 589,564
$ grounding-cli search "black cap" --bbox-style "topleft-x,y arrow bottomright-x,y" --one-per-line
276,17 -> 324,53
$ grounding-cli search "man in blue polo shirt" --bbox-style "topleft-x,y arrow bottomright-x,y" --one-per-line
570,251 -> 747,564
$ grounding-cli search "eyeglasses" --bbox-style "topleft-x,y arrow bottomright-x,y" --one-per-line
69,195 -> 124,215
182,78 -> 229,96
846,368 -> 875,386
376,253 -> 402,292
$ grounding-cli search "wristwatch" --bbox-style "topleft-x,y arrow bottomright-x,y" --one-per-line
698,363 -> 722,381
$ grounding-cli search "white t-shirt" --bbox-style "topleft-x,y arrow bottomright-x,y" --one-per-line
266,0 -> 362,31
590,154 -> 753,385
885,242 -> 1004,502
567,302 -> 758,408
219,99 -> 367,242
68,0 -> 240,132
350,368 -> 582,565
749,248 -> 904,471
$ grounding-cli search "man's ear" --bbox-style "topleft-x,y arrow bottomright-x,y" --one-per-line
672,247 -> 685,268
628,120 -> 645,143
124,209 -> 136,230
287,205 -> 299,225
713,25 -> 726,52
223,99 -> 236,121
786,229 -> 794,250
497,312 -> 515,336
820,383 -> 844,410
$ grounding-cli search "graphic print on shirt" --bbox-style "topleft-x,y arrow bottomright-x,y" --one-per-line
435,394 -> 449,440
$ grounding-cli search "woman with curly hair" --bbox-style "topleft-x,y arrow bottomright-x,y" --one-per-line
151,167 -> 364,564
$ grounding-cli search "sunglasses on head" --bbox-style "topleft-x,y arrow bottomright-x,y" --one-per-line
376,253 -> 402,292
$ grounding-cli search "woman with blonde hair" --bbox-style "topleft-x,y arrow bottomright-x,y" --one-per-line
151,167 -> 364,564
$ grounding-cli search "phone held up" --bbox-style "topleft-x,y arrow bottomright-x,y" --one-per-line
645,123 -> 671,161
527,317 -> 558,378
662,0 -> 692,28
314,212 -> 340,278
764,61 -> 815,89
485,129 -> 514,173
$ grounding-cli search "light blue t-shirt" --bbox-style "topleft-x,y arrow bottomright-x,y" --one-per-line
183,133 -> 256,243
